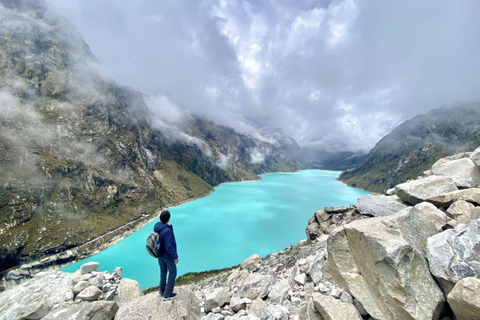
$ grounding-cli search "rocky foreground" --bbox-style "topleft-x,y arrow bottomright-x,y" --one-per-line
1,147 -> 480,319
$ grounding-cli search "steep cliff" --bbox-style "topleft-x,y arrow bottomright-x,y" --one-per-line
0,0 -> 301,272
340,104 -> 480,192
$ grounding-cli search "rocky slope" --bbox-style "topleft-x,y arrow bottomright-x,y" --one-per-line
340,104 -> 480,192
0,0 -> 301,274
3,146 -> 480,319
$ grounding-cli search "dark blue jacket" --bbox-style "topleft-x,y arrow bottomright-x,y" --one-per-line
154,222 -> 178,260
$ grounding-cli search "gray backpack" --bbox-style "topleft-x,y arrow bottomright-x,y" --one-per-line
146,231 -> 161,258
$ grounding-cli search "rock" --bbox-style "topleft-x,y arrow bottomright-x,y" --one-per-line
230,296 -> 247,313
339,291 -> 353,304
238,274 -> 274,300
353,299 -> 368,316
356,195 -> 408,217
427,188 -> 480,207
294,273 -> 307,286
73,280 -> 90,295
113,278 -> 144,306
248,298 -> 267,318
326,209 -> 445,320
260,304 -> 289,320
299,298 -> 323,320
471,146 -> 480,167
15,301 -> 50,319
202,313 -> 225,320
447,200 -> 477,223
308,252 -> 326,285
88,275 -> 104,288
205,288 -> 231,313
113,267 -> 123,278
115,287 -> 202,320
427,219 -> 480,293
267,279 -> 290,304
447,277 -> 480,320
81,301 -> 119,320
241,254 -> 261,272
77,286 -> 102,301
394,175 -> 457,205
325,206 -> 348,214
432,158 -> 480,188
306,222 -> 320,241
312,293 -> 362,320
315,210 -> 330,222
80,262 -> 100,275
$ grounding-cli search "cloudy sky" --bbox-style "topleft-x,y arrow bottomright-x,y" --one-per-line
47,0 -> 480,152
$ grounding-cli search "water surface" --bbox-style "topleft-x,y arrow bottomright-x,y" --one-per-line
62,170 -> 369,288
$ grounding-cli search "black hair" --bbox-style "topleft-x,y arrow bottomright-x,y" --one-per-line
160,210 -> 171,223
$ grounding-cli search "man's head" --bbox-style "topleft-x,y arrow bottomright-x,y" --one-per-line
160,210 -> 171,223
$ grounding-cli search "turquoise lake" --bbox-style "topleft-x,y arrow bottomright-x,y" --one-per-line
61,170 -> 370,289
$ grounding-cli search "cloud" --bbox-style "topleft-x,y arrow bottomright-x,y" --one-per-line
46,0 -> 480,152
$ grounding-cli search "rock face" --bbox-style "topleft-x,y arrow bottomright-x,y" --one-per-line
427,220 -> 480,292
432,158 -> 480,188
115,287 -> 202,320
394,175 -> 458,205
447,277 -> 480,320
427,188 -> 480,207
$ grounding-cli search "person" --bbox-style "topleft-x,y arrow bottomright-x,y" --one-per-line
154,210 -> 179,300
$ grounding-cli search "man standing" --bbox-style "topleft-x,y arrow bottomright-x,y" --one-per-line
154,210 -> 179,300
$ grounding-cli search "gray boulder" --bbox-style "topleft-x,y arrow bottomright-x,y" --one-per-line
113,278 -> 144,306
260,304 -> 289,320
427,219 -> 480,293
306,222 -> 320,241
311,293 -> 362,320
432,158 -> 480,188
356,194 -> 408,217
205,287 -> 231,313
79,301 -> 119,320
267,279 -> 290,304
80,262 -> 100,275
248,298 -> 267,318
447,200 -> 478,223
307,251 -> 326,285
241,254 -> 261,272
427,188 -> 480,207
77,286 -> 102,301
115,287 -> 202,320
395,175 -> 457,205
471,146 -> 480,167
326,206 -> 445,320
73,280 -> 90,295
230,296 -> 247,313
447,277 -> 480,320
299,298 -> 323,320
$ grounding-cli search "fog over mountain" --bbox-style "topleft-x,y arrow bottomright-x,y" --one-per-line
47,0 -> 480,152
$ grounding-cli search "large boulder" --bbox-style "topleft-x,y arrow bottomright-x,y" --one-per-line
80,262 -> 100,274
471,146 -> 480,167
311,293 -> 362,320
427,188 -> 480,207
447,277 -> 480,320
356,195 -> 408,217
204,287 -> 231,313
241,254 -> 262,272
427,219 -> 480,293
394,175 -> 457,205
113,278 -> 144,306
115,287 -> 202,320
447,200 -> 479,223
432,158 -> 480,188
307,251 -> 326,285
325,205 -> 446,320
77,286 -> 102,301
260,304 -> 289,320
267,279 -> 290,304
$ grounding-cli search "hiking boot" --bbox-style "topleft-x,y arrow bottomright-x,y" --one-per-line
158,290 -> 164,297
163,293 -> 177,301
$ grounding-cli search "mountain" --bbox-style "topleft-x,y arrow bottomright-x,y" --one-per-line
340,104 -> 480,192
0,0 -> 301,272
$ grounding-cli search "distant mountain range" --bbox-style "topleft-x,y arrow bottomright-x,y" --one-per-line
0,1 -> 301,271
340,104 -> 480,192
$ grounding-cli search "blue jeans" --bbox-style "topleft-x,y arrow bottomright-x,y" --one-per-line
158,257 -> 177,297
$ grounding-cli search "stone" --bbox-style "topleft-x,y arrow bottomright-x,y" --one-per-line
113,278 -> 144,306
113,267 -> 123,278
307,252 -> 326,285
73,280 -> 90,295
80,262 -> 100,275
325,206 -> 349,214
312,293 -> 362,320
356,194 -> 408,217
471,146 -> 480,167
88,275 -> 104,288
241,254 -> 261,272
77,286 -> 102,301
394,175 -> 457,205
260,304 -> 289,320
299,298 -> 323,320
315,210 -> 330,222
339,291 -> 353,304
81,301 -> 119,320
294,273 -> 307,286
15,302 -> 50,320
353,299 -> 368,316
230,296 -> 247,313
447,200 -> 477,223
238,274 -> 274,301
427,188 -> 480,207
326,209 -> 445,320
306,222 -> 320,241
115,287 -> 202,320
432,158 -> 480,188
248,298 -> 267,318
447,277 -> 480,320
205,288 -> 231,313
202,313 -> 225,320
427,219 -> 480,293
267,279 -> 290,304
